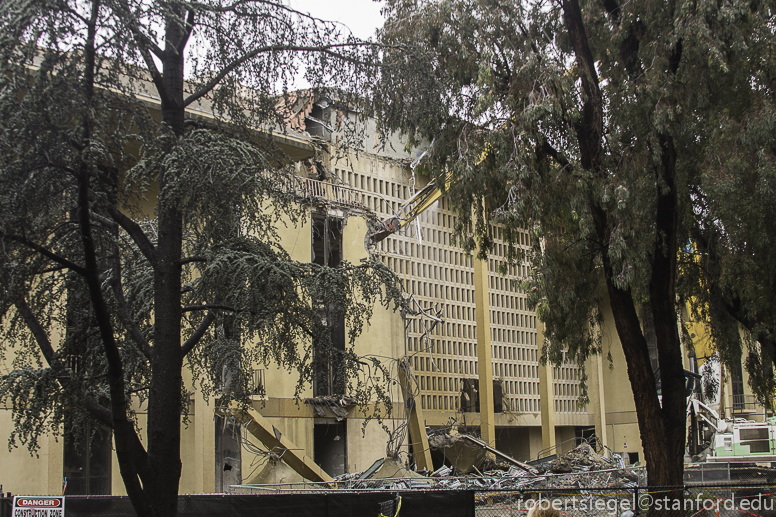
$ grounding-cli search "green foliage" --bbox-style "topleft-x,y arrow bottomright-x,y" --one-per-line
0,3 -> 401,510
375,0 -> 776,403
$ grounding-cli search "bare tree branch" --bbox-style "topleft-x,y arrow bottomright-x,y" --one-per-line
184,42 -> 378,107
13,298 -> 56,364
102,203 -> 158,269
108,230 -> 153,360
15,297 -> 117,429
0,232 -> 88,276
181,303 -> 235,313
178,255 -> 207,265
176,9 -> 196,55
180,296 -> 222,357
107,0 -> 171,106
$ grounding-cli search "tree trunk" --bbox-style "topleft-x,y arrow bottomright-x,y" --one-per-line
139,16 -> 189,517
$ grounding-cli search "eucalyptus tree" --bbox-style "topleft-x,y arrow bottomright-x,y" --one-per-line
0,1 -> 402,516
375,0 -> 775,512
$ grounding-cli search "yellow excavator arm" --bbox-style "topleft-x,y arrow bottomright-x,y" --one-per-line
368,171 -> 454,245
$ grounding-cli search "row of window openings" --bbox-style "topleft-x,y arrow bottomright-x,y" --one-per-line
488,224 -> 532,244
383,229 -> 531,258
377,226 -> 531,261
334,168 -> 531,254
490,345 -> 539,362
413,355 -> 477,376
488,239 -> 531,259
396,259 -> 475,282
554,383 -> 581,397
407,330 -> 537,354
383,240 -> 475,266
420,375 -> 539,395
554,367 -> 581,381
396,284 -> 538,332
491,329 -> 537,346
334,169 -> 406,200
401,279 -> 475,303
408,338 -> 539,363
555,399 -> 585,413
419,395 -> 543,413
379,233 -> 531,267
408,337 -> 477,355
381,258 -> 531,305
491,312 -> 536,328
491,362 -> 540,379
412,355 -> 541,380
406,321 -> 474,339
489,260 -> 530,280
384,251 -> 530,285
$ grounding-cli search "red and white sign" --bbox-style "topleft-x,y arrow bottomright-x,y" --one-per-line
12,496 -> 65,517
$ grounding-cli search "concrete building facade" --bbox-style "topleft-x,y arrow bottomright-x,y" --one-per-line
0,92 -> 769,496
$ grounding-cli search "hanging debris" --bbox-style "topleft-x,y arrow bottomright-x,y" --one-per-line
305,395 -> 356,421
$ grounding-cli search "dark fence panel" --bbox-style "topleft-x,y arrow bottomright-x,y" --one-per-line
0,491 -> 474,517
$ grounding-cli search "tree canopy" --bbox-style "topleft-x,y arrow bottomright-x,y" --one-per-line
0,1 -> 402,516
375,0 -> 775,510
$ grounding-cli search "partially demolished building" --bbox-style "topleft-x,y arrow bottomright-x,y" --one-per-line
1,91 -> 765,496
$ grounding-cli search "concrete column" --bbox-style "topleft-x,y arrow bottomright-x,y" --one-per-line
538,360 -> 556,453
193,393 -> 215,492
589,353 -> 609,449
474,254 -> 495,448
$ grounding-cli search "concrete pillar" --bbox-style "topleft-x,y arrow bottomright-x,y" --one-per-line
474,254 -> 495,448
538,360 -> 556,453
589,353 -> 609,449
193,393 -> 215,492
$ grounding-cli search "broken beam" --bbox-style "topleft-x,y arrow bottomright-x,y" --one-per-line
397,358 -> 434,471
459,435 -> 537,474
217,401 -> 333,483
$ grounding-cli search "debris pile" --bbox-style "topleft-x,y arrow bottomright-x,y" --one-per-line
233,437 -> 644,495
428,428 -> 536,475
327,442 -> 642,492
246,453 -> 307,486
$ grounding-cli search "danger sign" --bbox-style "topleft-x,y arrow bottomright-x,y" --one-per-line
12,496 -> 65,517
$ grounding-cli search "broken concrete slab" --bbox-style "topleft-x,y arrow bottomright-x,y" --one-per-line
428,430 -> 537,475
247,454 -> 308,485
370,457 -> 426,480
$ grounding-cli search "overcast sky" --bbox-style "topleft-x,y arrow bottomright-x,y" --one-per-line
286,0 -> 386,40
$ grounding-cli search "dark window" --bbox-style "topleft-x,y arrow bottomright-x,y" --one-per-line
732,362 -> 745,410
312,215 -> 346,396
63,425 -> 112,495
460,379 -> 479,412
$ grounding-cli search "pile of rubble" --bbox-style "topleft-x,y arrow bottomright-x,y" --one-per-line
234,438 -> 643,494
431,443 -> 641,491
325,442 -> 643,492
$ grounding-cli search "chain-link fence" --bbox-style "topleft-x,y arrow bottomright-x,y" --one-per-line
684,462 -> 776,485
474,485 -> 776,516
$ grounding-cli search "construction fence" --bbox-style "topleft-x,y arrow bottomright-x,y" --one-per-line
0,492 -> 473,517
4,485 -> 776,517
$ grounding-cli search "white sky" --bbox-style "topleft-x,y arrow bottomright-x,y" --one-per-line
286,0 -> 386,40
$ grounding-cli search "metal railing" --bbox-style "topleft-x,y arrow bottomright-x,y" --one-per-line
259,170 -> 389,213
300,179 -> 376,210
